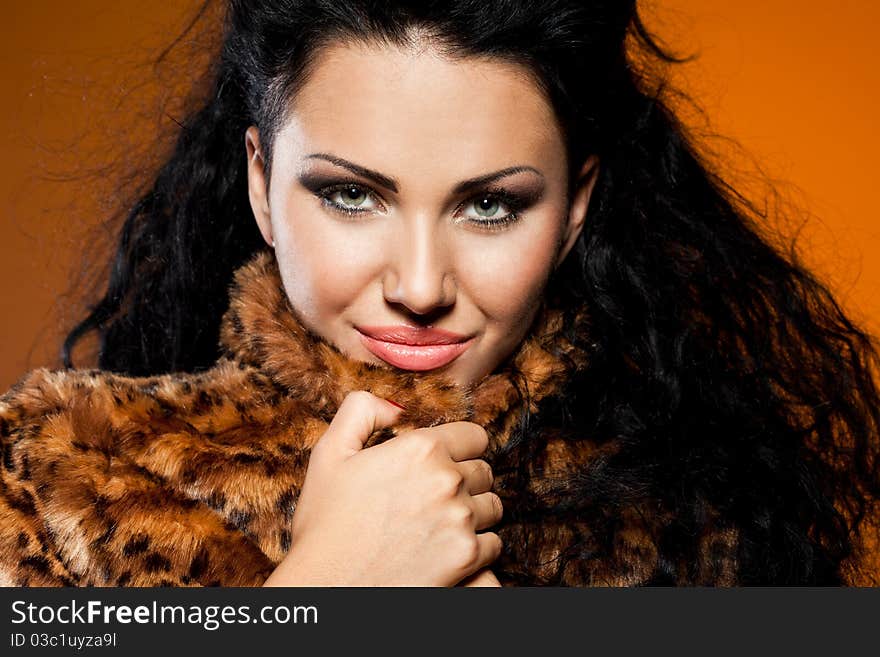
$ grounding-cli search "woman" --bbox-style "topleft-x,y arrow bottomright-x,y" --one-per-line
2,0 -> 878,587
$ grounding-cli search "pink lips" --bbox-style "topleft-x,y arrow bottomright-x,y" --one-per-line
356,325 -> 474,371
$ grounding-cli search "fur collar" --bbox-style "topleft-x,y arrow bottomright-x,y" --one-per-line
1,248 -> 609,587
2,250 -> 871,586
218,249 -> 591,450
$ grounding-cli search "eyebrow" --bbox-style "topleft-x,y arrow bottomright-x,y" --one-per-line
304,152 -> 543,195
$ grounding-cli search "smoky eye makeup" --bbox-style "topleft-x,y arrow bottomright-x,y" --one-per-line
298,173 -> 387,216
454,186 -> 539,231
296,171 -> 545,231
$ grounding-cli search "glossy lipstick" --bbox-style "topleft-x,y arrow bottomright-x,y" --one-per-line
356,325 -> 474,371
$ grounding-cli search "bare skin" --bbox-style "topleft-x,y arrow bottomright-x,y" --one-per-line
263,392 -> 503,586
250,37 -> 599,586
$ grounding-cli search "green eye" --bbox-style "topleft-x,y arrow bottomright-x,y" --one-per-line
474,196 -> 501,218
338,186 -> 368,207
456,191 -> 523,231
317,183 -> 380,217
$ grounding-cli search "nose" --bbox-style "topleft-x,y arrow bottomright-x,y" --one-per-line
382,216 -> 457,316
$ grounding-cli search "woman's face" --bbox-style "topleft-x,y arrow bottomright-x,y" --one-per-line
246,41 -> 598,387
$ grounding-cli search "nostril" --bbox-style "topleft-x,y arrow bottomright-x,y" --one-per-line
382,271 -> 456,316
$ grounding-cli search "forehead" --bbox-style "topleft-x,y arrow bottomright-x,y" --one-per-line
279,41 -> 565,168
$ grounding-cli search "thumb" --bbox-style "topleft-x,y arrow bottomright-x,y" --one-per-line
317,390 -> 404,458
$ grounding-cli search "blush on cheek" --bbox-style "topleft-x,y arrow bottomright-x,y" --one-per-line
274,209 -> 389,320
459,232 -> 558,323
281,257 -> 347,320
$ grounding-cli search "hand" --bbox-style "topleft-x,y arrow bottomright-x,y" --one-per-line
459,568 -> 502,587
263,391 -> 503,586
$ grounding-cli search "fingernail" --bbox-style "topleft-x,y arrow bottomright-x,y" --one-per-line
386,399 -> 406,410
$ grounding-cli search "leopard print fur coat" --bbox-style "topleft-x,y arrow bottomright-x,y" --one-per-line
1,250 -> 875,586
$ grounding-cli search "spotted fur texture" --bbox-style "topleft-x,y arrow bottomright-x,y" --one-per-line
0,250 -> 872,586
0,250 -> 586,586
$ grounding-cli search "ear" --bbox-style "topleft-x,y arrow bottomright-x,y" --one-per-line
555,154 -> 600,268
245,126 -> 274,248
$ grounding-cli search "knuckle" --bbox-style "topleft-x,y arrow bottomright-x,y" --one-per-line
436,469 -> 464,497
403,431 -> 436,458
449,502 -> 474,526
452,534 -> 481,570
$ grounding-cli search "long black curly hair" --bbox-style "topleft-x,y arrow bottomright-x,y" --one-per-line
62,0 -> 880,585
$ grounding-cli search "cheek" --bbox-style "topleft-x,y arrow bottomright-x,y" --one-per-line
271,202 -> 385,322
453,219 -> 561,323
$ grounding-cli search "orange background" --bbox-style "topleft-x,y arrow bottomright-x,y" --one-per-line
1,1 -> 878,390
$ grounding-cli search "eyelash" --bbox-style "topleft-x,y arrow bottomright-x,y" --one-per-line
314,182 -> 527,231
